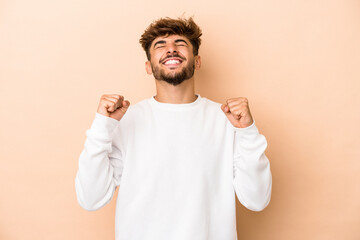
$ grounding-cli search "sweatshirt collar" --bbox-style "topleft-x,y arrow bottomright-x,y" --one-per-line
149,94 -> 202,110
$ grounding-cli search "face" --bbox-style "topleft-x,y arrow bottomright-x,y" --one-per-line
145,34 -> 201,86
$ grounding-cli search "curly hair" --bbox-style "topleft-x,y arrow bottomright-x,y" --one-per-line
139,17 -> 202,60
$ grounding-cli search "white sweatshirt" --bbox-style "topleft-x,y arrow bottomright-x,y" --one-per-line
75,95 -> 272,240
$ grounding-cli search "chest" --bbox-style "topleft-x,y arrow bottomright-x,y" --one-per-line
124,110 -> 232,174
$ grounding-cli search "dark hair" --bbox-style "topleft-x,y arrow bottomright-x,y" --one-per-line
139,17 -> 202,60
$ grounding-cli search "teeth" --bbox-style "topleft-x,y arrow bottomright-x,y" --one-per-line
164,59 -> 180,65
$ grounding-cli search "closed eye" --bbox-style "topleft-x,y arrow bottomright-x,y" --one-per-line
175,39 -> 188,46
153,40 -> 166,49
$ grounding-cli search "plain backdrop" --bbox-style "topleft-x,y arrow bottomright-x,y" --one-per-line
0,0 -> 359,239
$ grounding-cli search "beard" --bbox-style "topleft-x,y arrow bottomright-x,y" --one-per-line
150,57 -> 195,86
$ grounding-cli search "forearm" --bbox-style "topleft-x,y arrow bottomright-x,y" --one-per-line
75,113 -> 121,211
233,122 -> 272,211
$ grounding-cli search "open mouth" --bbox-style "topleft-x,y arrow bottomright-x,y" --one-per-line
162,57 -> 184,66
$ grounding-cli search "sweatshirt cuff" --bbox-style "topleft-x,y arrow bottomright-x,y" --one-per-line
233,120 -> 267,152
233,120 -> 258,133
87,113 -> 119,139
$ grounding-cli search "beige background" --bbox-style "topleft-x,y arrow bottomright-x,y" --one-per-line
1,0 -> 359,239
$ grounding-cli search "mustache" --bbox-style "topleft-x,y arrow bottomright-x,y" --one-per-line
159,53 -> 185,63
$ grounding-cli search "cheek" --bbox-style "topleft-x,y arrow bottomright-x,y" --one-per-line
181,49 -> 194,60
152,53 -> 164,63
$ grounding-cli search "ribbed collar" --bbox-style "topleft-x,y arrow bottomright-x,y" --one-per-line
148,94 -> 203,111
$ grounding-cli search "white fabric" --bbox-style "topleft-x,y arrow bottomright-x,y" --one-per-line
75,95 -> 272,240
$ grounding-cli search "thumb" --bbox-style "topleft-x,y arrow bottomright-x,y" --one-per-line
109,100 -> 131,121
120,100 -> 130,113
221,104 -> 230,114
122,100 -> 130,109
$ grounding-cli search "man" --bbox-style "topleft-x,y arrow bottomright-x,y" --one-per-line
75,17 -> 272,240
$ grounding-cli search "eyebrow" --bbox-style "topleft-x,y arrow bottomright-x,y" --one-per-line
153,39 -> 189,48
174,39 -> 188,45
153,40 -> 166,48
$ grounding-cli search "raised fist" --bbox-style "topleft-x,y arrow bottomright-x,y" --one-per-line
221,97 -> 254,128
97,94 -> 130,121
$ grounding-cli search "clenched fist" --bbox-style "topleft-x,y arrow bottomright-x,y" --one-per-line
97,94 -> 130,121
221,97 -> 254,128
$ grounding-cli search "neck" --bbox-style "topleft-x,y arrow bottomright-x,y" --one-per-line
154,77 -> 197,104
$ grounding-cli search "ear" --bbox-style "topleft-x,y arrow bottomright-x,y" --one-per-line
195,56 -> 201,70
145,61 -> 153,75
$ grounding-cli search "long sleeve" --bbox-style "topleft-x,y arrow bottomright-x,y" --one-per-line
75,113 -> 124,211
232,121 -> 272,211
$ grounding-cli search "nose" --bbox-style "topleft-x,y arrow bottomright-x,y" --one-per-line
166,43 -> 177,54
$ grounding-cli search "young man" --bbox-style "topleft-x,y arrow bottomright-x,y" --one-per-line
75,17 -> 272,240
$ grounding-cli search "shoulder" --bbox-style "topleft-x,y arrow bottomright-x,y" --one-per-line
200,97 -> 222,112
115,98 -> 151,135
127,98 -> 150,113
120,98 -> 151,121
199,97 -> 228,121
200,97 -> 234,128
